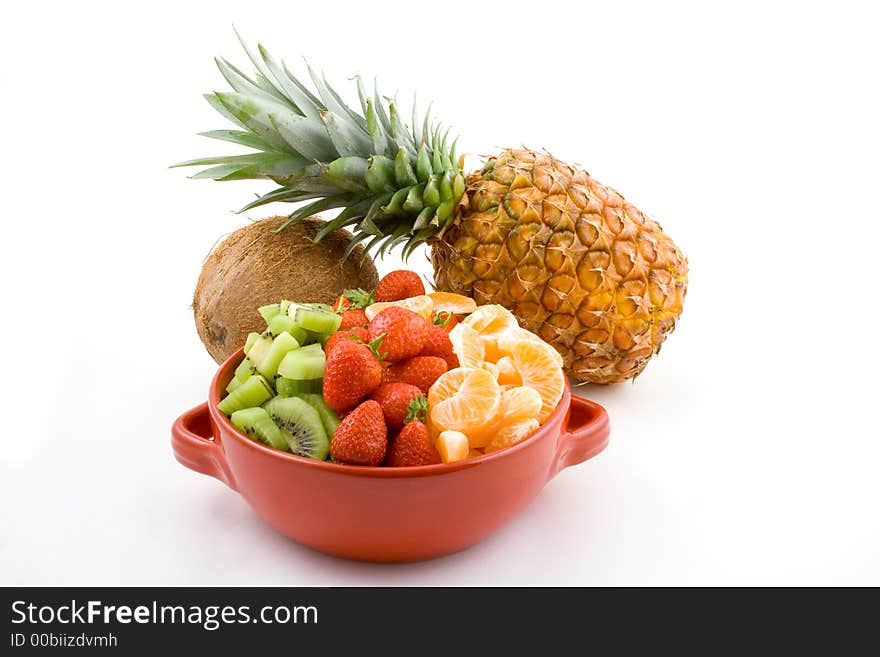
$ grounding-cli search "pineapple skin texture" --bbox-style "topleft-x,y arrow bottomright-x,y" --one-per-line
431,148 -> 688,384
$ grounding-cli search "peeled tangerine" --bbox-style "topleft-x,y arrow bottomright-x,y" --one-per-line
428,368 -> 501,435
365,295 -> 434,321
428,292 -> 477,315
467,386 -> 543,448
426,303 -> 568,458
484,419 -> 540,453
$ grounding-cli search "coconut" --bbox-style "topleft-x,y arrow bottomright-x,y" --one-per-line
194,215 -> 379,364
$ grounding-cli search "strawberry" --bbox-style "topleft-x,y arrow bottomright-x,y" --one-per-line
330,400 -> 387,466
369,307 -> 428,361
420,324 -> 460,369
324,326 -> 370,356
382,356 -> 448,393
333,288 -> 374,312
386,420 -> 441,467
370,383 -> 425,432
374,270 -> 426,302
339,308 -> 369,330
323,340 -> 383,413
433,311 -> 459,332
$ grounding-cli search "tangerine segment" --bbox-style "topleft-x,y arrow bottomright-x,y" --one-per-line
484,419 -> 540,453
365,295 -> 434,321
430,368 -> 501,434
500,386 -> 543,423
436,430 -> 469,463
448,323 -> 485,368
495,356 -> 522,386
510,341 -> 566,423
464,385 -> 542,448
462,304 -> 518,337
463,417 -> 499,448
495,327 -> 565,368
428,292 -> 477,315
479,335 -> 506,363
428,367 -> 475,408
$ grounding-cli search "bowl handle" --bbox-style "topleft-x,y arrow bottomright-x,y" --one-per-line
171,402 -> 237,491
549,395 -> 610,479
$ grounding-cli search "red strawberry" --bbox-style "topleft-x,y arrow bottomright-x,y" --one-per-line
382,356 -> 448,393
323,340 -> 383,413
330,400 -> 387,466
386,421 -> 440,467
324,326 -> 370,356
433,311 -> 459,332
339,308 -> 369,330
420,324 -> 460,369
369,307 -> 429,361
370,383 -> 425,432
333,288 -> 374,312
375,270 -> 426,302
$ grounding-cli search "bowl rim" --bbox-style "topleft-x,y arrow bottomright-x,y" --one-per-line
210,348 -> 572,479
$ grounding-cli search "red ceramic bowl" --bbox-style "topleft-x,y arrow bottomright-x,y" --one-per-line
171,348 -> 610,563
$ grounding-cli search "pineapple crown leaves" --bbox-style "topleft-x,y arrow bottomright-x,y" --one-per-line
173,31 -> 466,260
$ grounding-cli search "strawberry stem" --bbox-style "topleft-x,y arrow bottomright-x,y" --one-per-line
342,288 -> 375,310
367,334 -> 387,361
404,395 -> 429,424
433,311 -> 453,328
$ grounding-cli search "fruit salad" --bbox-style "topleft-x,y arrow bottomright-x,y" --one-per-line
216,270 -> 566,467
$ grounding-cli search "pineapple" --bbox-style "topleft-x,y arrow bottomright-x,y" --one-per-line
175,36 -> 687,383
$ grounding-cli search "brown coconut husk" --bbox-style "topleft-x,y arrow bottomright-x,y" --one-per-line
193,215 -> 379,364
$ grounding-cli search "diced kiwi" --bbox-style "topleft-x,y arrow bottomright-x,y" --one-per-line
277,343 -> 325,380
304,302 -> 334,313
258,300 -> 293,324
276,377 -> 323,396
248,332 -> 300,380
234,357 -> 256,383
305,330 -> 329,346
217,375 -> 274,415
264,314 -> 309,344
226,376 -> 243,394
230,407 -> 289,451
244,331 -> 261,354
258,303 -> 281,324
298,393 -> 340,437
262,396 -> 330,460
287,302 -> 341,335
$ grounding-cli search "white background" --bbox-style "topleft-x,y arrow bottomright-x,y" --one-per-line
2,1 -> 878,586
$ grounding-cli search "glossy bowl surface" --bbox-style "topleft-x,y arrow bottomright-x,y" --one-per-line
172,348 -> 609,562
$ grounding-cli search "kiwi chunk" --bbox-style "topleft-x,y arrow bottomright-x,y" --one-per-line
276,377 -> 323,396
298,393 -> 340,437
277,343 -> 325,380
248,331 -> 300,380
230,407 -> 289,451
287,302 -> 341,335
234,357 -> 256,383
244,331 -> 261,354
226,377 -> 243,394
258,300 -> 292,324
264,314 -> 309,344
258,303 -> 281,324
262,396 -> 330,460
217,375 -> 274,415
